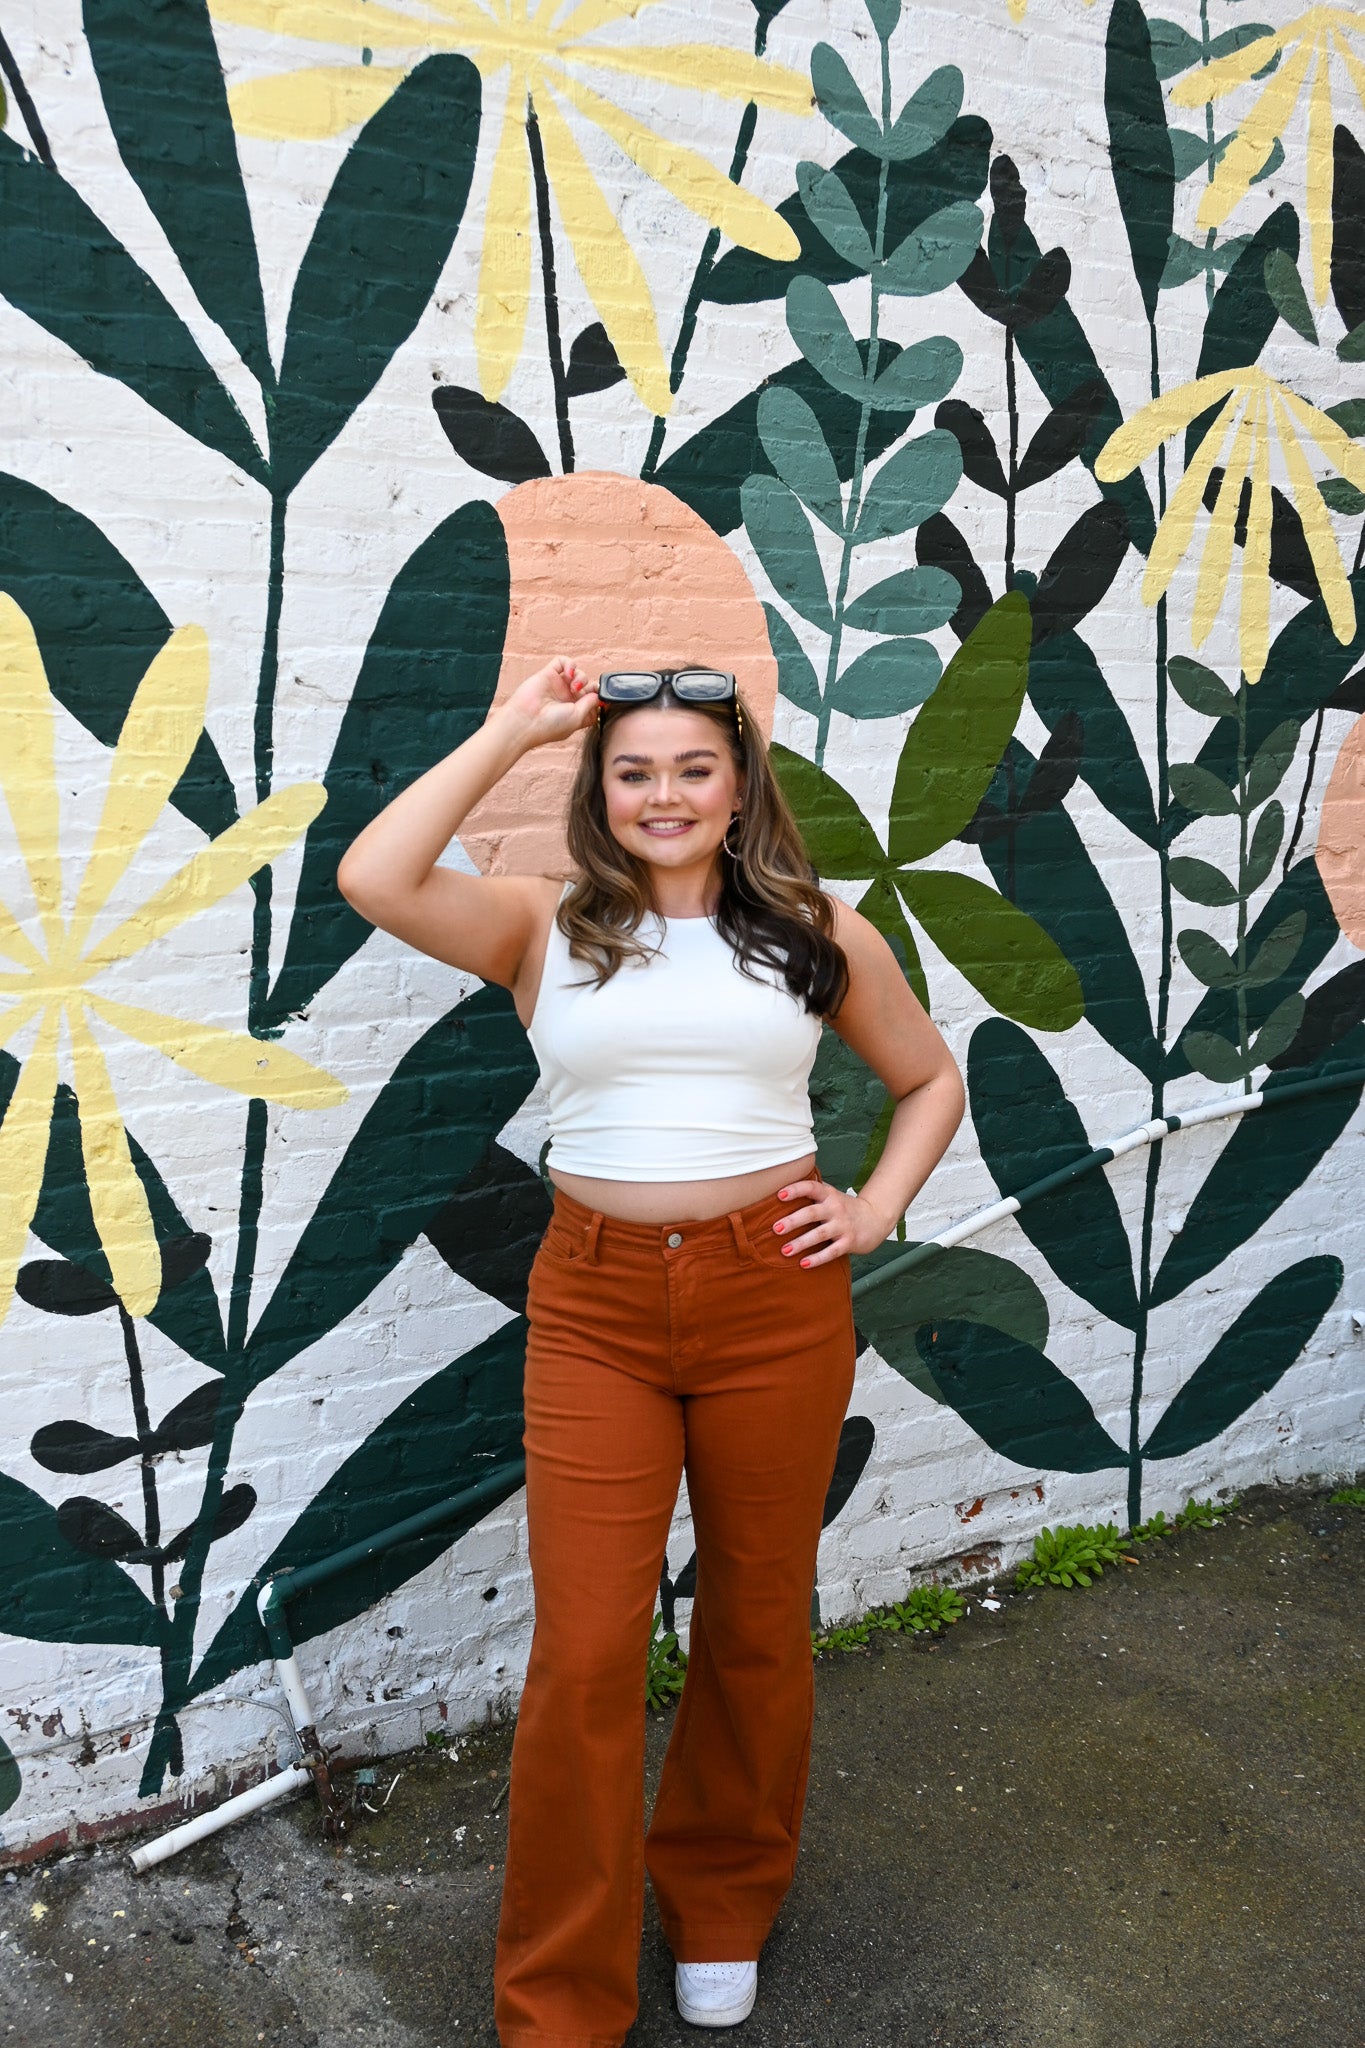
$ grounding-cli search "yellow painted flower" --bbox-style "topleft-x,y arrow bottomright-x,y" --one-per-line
1096,365 -> 1365,681
0,597 -> 345,1328
209,0 -> 809,415
1170,6 -> 1365,305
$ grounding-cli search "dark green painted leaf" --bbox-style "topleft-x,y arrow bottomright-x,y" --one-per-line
743,475 -> 832,631
272,56 -> 481,493
1030,502 -> 1130,645
855,429 -> 962,543
188,1321 -> 528,1695
1250,991 -> 1305,1066
764,602 -> 822,716
1331,126 -> 1365,336
424,1142 -> 551,1318
856,875 -> 929,1007
878,201 -> 983,296
1188,205 -> 1298,462
1105,0 -> 1176,319
810,42 -> 881,156
1145,1257 -> 1342,1459
564,321 -> 625,396
757,385 -> 845,531
0,1733 -> 18,1819
831,638 -> 941,718
770,745 -> 886,879
1245,911 -> 1306,989
1245,719 -> 1299,809
1180,1028 -> 1246,1085
1028,630 -> 1159,846
243,986 -> 538,1388
1169,856 -> 1238,908
432,386 -> 550,483
810,1025 -> 894,1188
1152,1080 -> 1362,1307
85,0 -> 270,389
1338,318 -> 1365,362
915,1319 -> 1125,1472
0,1471 -> 162,1646
657,347 -> 914,536
968,1017 -> 1139,1326
1168,860 -> 1339,1083
935,401 -> 1007,497
1168,654 -> 1238,720
1319,476 -> 1365,515
1269,961 -> 1365,1073
1245,800 -> 1284,892
1016,380 -> 1106,492
267,500 -> 509,1023
797,160 -> 875,270
1264,248 -> 1317,344
889,592 -> 1031,863
852,1243 -> 1050,1404
917,514 -> 993,640
1178,927 -> 1237,990
0,136 -> 264,475
898,870 -> 1083,1031
1197,571 -> 1365,788
0,472 -> 236,841
1170,762 -> 1239,817
845,566 -> 960,636
977,743 -> 1159,1078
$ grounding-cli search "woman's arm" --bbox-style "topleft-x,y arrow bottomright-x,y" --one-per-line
336,657 -> 597,995
772,901 -> 965,1267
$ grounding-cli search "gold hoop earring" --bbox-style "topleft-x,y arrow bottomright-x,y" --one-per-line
722,813 -> 743,857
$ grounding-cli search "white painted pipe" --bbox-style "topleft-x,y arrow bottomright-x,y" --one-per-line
128,1763 -> 311,1872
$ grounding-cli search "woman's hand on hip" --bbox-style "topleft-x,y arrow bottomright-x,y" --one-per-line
771,1181 -> 893,1266
496,657 -> 599,750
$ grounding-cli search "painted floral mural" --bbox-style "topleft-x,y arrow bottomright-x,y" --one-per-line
0,0 -> 1363,1851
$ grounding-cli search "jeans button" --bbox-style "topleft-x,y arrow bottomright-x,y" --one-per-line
666,1231 -> 683,1249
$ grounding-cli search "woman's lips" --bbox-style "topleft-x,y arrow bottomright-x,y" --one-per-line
639,819 -> 695,834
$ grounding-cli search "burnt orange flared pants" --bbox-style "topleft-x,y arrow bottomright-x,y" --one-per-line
493,1184 -> 856,2047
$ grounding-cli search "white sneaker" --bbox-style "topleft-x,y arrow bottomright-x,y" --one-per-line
675,1960 -> 758,2028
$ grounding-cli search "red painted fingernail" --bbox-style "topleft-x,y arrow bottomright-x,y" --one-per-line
800,1258 -> 811,1268
783,1245 -> 794,1256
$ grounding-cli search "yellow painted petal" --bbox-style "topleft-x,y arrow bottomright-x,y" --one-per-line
1305,37 -> 1335,305
1141,392 -> 1242,607
552,68 -> 800,260
533,85 -> 670,416
564,43 -> 812,117
208,0 -> 445,47
1095,369 -> 1248,481
476,80 -> 534,403
0,594 -> 63,951
1196,35 -> 1315,233
1169,24 -> 1289,106
82,782 -> 326,977
1272,390 -> 1358,647
87,994 -> 348,1109
0,1005 -> 60,1331
67,1003 -> 161,1319
1192,398 -> 1258,652
550,0 -> 666,41
1240,394 -> 1273,684
0,893 -> 42,972
229,65 -> 411,140
1333,23 -> 1365,124
1278,384 -> 1365,492
68,627 -> 210,956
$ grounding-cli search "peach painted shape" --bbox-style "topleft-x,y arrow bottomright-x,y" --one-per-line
1317,709 -> 1365,950
460,472 -> 779,877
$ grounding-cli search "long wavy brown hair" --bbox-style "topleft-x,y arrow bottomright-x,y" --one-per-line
559,682 -> 848,1016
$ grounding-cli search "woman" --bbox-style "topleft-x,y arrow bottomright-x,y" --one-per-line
338,658 -> 963,2044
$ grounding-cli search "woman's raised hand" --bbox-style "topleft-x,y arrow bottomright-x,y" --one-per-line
500,657 -> 599,748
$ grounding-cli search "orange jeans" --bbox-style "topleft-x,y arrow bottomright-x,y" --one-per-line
493,1184 -> 856,2048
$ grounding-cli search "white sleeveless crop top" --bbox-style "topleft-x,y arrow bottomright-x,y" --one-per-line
527,906 -> 821,1181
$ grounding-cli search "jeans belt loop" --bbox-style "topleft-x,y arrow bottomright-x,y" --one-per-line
728,1209 -> 757,1262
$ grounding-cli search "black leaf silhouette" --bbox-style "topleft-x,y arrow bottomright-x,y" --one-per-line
160,1233 -> 211,1294
565,322 -> 626,397
958,246 -> 1012,324
673,1551 -> 697,1601
1331,126 -> 1365,337
152,1382 -> 222,1454
17,1260 -> 119,1317
57,1496 -> 149,1562
162,1483 -> 256,1562
821,1415 -> 876,1528
917,514 -> 994,641
989,154 -> 1028,259
30,1420 -> 141,1475
1200,469 -> 1320,603
936,400 -> 1008,497
1268,960 -> 1365,1072
432,385 -> 551,484
1022,712 -> 1084,814
1016,380 -> 1106,492
1329,666 -> 1365,714
1031,500 -> 1129,644
1010,247 -> 1072,330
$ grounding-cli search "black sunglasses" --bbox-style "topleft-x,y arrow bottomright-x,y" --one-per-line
597,667 -> 736,704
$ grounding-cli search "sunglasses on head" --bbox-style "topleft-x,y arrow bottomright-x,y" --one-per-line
597,668 -> 737,705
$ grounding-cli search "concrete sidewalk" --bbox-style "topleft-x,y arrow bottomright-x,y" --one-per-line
2,1485 -> 1361,2048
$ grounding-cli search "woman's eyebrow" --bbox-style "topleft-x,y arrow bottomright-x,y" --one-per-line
608,747 -> 721,766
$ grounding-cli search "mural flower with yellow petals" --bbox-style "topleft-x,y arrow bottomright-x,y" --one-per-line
1096,365 -> 1365,682
210,0 -> 809,415
0,598 -> 345,1329
1170,7 -> 1365,305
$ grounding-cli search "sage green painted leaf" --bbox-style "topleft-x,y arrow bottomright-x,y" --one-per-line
915,1320 -> 1125,1472
1168,859 -> 1338,1082
969,1017 -> 1139,1327
977,743 -> 1159,1078
852,1243 -> 1050,1404
846,566 -> 960,636
1245,911 -> 1306,989
1169,857 -> 1237,908
1152,1081 -> 1363,1307
797,161 -> 874,270
879,201 -> 983,297
189,1321 -> 527,1695
785,275 -> 866,396
1246,719 -> 1299,809
1178,928 -> 1237,990
1180,1029 -> 1246,1084
1146,1257 -> 1342,1459
811,1025 -> 894,1191
0,471 -> 236,841
1319,476 -> 1365,515
742,474 -> 832,632
870,335 -> 963,410
1105,0 -> 1175,320
885,66 -> 964,162
901,871 -> 1083,1032
856,875 -> 928,1007
1169,126 -> 1216,180
1251,991 -> 1306,1065
243,986 -> 538,1389
272,56 -> 481,493
856,429 -> 962,543
0,134 -> 264,477
810,43 -> 881,156
1338,319 -> 1365,363
832,638 -> 941,718
763,603 -> 821,716
1147,17 -> 1201,78
757,386 -> 845,531
0,1732 -> 18,1818
1246,800 -> 1285,892
889,591 -> 1031,864
85,0 -> 270,390
770,744 -> 886,879
1264,248 -> 1317,345
0,1470 -> 163,1647
1169,762 -> 1238,818
1028,630 -> 1159,847
268,501 -> 509,1024
1169,654 -> 1238,720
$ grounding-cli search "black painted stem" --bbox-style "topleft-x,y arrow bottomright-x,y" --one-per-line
526,99 -> 573,474
0,29 -> 53,168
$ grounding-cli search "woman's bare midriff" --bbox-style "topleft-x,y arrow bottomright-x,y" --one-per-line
549,1152 -> 817,1224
